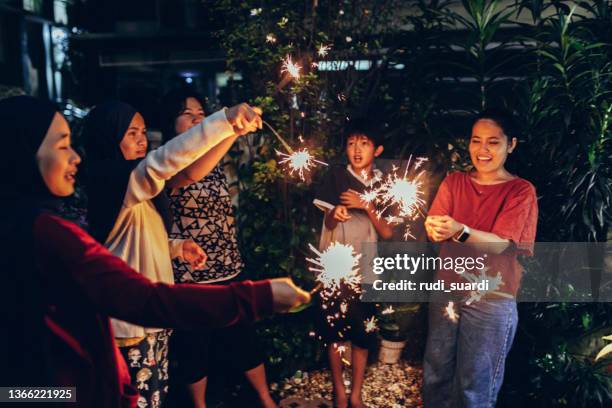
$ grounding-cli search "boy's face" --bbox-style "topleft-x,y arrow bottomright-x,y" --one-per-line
36,113 -> 81,197
346,133 -> 383,173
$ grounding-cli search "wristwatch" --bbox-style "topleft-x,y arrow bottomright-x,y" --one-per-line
453,224 -> 471,242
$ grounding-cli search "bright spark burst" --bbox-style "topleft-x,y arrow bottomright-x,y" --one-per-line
266,33 -> 277,43
364,316 -> 379,333
278,17 -> 289,27
462,267 -> 504,305
250,8 -> 262,16
306,242 -> 362,298
276,148 -> 328,182
445,301 -> 458,323
360,189 -> 379,204
381,305 -> 395,315
340,302 -> 348,314
281,55 -> 302,80
359,156 -> 428,239
317,44 -> 331,57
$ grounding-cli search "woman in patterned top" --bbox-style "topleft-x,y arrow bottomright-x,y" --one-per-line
162,88 -> 277,408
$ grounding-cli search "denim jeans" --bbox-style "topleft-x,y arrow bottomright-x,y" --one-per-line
423,299 -> 518,408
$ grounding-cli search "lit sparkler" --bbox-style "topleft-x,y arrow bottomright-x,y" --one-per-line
336,344 -> 347,355
281,55 -> 302,80
381,305 -> 395,315
276,148 -> 328,182
359,156 -> 428,239
306,242 -> 362,298
445,301 -> 459,323
263,121 -> 328,182
462,267 -> 505,305
263,120 -> 293,153
317,44 -> 331,57
364,316 -> 379,333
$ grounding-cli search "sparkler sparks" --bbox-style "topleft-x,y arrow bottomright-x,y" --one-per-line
364,316 -> 379,333
381,305 -> 395,315
462,268 -> 504,305
445,301 -> 459,323
317,44 -> 331,57
278,17 -> 289,27
281,55 -> 302,80
266,33 -> 277,43
306,242 -> 362,297
276,148 -> 328,182
359,156 -> 428,239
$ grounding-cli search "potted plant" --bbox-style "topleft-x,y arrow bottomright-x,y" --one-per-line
378,303 -> 421,364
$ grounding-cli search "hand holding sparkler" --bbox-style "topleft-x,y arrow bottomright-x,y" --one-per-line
225,103 -> 263,136
425,215 -> 464,242
340,189 -> 368,210
270,277 -> 311,313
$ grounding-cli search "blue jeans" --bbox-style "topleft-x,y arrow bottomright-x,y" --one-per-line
423,299 -> 518,408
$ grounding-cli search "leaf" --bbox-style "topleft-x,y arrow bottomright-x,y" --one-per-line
594,343 -> 612,361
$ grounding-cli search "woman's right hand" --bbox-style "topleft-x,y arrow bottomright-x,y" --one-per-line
269,278 -> 311,313
225,103 -> 263,136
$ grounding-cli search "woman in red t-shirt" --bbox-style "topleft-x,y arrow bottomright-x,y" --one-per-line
423,108 -> 538,407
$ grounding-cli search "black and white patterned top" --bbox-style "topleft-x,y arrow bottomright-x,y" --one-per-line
167,164 -> 243,283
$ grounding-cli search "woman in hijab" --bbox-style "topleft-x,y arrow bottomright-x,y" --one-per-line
0,95 -> 309,407
83,100 -> 269,406
161,88 -> 277,408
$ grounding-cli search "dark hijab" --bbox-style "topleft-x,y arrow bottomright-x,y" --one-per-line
84,101 -> 172,243
0,95 -> 60,385
0,97 -> 139,406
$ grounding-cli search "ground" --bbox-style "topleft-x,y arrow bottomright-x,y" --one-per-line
275,361 -> 423,408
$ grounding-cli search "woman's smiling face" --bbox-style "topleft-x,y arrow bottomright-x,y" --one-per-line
36,113 -> 81,197
469,118 -> 516,175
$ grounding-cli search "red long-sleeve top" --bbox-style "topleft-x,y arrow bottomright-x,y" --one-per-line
33,213 -> 273,407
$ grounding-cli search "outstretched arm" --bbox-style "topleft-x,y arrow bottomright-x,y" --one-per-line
166,135 -> 239,189
36,214 -> 309,329
167,104 -> 262,189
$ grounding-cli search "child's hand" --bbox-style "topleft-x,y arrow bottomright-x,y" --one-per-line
340,189 -> 368,210
225,103 -> 263,136
331,205 -> 351,223
182,239 -> 207,270
269,277 -> 311,313
425,215 -> 463,242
